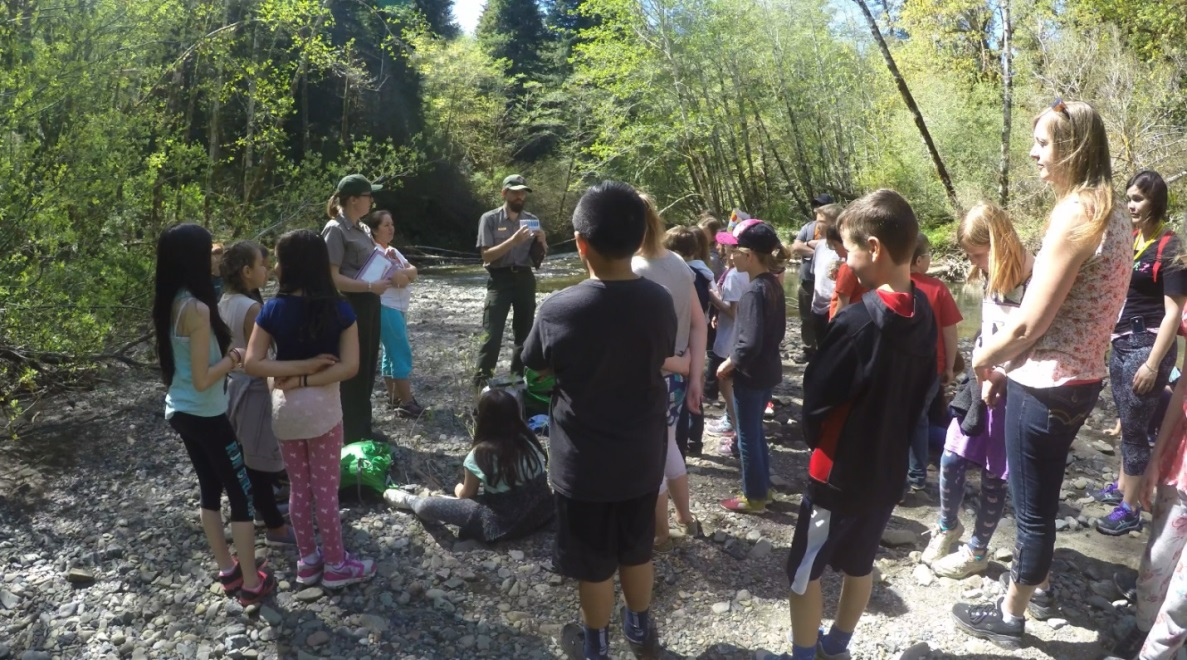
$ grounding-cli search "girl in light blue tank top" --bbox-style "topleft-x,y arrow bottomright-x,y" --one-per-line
152,223 -> 275,605
165,291 -> 229,419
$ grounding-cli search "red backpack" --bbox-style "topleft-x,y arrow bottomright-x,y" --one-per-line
1134,229 -> 1175,282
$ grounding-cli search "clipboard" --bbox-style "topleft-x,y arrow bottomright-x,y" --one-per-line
355,249 -> 397,283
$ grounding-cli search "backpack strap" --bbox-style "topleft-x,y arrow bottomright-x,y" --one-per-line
1153,231 -> 1174,283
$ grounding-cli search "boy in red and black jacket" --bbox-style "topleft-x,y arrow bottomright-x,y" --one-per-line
781,190 -> 937,660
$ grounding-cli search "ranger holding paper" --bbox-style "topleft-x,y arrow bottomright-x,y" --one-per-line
473,174 -> 548,388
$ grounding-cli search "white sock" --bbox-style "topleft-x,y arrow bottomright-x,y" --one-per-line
999,599 -> 1023,624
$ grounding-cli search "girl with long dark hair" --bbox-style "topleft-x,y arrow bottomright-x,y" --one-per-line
385,389 -> 553,543
152,223 -> 275,605
243,229 -> 376,589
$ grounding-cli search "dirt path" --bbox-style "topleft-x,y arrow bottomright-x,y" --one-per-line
0,271 -> 1157,659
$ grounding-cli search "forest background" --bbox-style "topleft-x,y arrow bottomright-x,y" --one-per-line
2,0 -> 1186,430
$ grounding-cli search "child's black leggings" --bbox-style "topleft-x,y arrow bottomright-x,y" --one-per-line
169,412 -> 255,522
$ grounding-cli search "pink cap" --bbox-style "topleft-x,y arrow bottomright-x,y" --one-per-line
717,218 -> 762,245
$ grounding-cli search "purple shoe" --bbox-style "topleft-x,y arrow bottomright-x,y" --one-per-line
297,553 -> 323,586
322,553 -> 376,589
1093,482 -> 1122,505
1096,502 -> 1143,536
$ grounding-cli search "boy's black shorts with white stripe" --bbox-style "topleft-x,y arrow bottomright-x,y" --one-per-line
785,495 -> 895,594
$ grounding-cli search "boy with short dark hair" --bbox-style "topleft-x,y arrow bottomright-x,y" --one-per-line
778,189 -> 937,660
906,233 -> 963,492
522,181 -> 677,660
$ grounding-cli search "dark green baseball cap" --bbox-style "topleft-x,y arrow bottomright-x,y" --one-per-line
336,174 -> 382,197
502,174 -> 532,192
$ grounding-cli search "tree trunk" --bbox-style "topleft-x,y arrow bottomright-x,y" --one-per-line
997,0 -> 1014,207
852,0 -> 960,212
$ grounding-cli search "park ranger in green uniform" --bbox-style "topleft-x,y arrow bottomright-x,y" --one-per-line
473,174 -> 547,388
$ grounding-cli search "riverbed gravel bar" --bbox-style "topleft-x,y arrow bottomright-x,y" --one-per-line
0,270 -> 1158,659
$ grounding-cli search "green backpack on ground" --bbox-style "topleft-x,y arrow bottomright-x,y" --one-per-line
524,367 -> 555,418
340,440 -> 394,495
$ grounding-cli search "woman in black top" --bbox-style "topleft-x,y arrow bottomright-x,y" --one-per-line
1097,170 -> 1187,535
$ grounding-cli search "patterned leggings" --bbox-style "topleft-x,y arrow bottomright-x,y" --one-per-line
1136,485 -> 1187,660
938,450 -> 1008,554
280,423 -> 345,565
1111,334 -> 1176,477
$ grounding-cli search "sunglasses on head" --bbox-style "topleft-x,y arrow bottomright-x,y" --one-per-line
1051,97 -> 1068,115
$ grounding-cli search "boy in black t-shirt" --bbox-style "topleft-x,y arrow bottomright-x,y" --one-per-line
775,190 -> 936,660
522,182 -> 677,660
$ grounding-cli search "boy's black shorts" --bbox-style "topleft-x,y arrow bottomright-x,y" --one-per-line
553,490 -> 659,583
785,495 -> 895,595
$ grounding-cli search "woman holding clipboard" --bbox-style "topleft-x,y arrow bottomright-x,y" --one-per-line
363,209 -> 425,418
322,174 -> 390,442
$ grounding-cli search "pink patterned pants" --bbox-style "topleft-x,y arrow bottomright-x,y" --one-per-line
1136,485 -> 1187,659
279,423 -> 345,565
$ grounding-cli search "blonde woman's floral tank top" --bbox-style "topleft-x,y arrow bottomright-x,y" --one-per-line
1007,204 -> 1130,388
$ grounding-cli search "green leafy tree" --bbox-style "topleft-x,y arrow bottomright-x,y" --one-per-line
477,0 -> 550,85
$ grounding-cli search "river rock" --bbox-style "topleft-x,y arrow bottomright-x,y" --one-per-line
295,587 -> 324,602
749,539 -> 773,560
881,528 -> 917,548
898,642 -> 931,660
913,564 -> 934,586
711,601 -> 731,614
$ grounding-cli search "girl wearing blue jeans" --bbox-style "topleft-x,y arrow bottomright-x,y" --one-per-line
362,210 -> 423,418
717,222 -> 789,513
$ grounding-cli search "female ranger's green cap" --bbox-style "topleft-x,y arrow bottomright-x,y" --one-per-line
336,174 -> 382,197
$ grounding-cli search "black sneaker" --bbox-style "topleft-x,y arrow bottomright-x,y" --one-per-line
1114,570 -> 1138,603
1110,622 -> 1147,659
561,623 -> 610,660
951,599 -> 1024,649
620,606 -> 661,660
394,399 -> 426,419
997,573 -> 1059,620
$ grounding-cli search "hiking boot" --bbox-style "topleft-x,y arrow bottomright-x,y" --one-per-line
921,521 -> 965,565
297,552 -> 323,586
720,495 -> 767,513
1097,502 -> 1143,536
394,399 -> 426,419
933,545 -> 989,579
951,598 -> 1024,649
997,573 -> 1059,620
1094,482 -> 1123,505
236,569 -> 277,606
621,606 -> 661,660
322,552 -> 376,589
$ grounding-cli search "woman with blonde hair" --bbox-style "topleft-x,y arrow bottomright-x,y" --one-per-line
921,202 -> 1033,579
952,100 -> 1131,646
632,193 -> 707,551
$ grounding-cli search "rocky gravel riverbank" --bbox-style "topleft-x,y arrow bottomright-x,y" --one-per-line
0,269 -> 1164,659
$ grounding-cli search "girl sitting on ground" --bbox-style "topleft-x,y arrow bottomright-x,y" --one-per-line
921,202 -> 1033,578
385,389 -> 554,543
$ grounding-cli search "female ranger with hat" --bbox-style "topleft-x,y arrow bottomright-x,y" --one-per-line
322,174 -> 389,442
473,174 -> 548,388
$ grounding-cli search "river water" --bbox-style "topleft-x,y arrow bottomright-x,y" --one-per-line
429,252 -> 984,340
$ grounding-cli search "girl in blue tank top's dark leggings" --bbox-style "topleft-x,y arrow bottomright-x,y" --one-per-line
152,223 -> 277,606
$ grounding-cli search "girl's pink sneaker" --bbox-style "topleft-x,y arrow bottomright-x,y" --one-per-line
322,553 -> 376,589
296,553 -> 324,586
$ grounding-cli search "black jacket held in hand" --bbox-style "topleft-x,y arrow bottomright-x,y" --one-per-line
800,286 -> 937,515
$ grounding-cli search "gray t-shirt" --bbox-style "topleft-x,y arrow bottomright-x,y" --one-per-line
322,215 -> 375,279
476,207 -> 539,269
632,250 -> 694,355
795,221 -> 818,282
